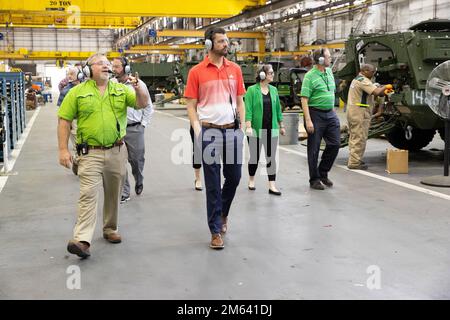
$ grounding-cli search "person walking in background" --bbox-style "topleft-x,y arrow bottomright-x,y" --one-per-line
57,66 -> 83,175
300,47 -> 340,190
245,64 -> 285,195
112,57 -> 153,203
190,125 -> 203,191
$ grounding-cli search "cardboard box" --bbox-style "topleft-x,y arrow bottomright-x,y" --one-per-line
386,149 -> 408,174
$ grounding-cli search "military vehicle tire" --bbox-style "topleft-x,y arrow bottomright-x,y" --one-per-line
386,126 -> 436,151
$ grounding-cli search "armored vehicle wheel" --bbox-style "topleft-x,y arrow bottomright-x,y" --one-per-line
386,125 -> 436,151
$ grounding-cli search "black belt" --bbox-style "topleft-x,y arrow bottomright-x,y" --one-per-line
127,122 -> 141,127
201,122 -> 235,129
310,107 -> 333,113
89,140 -> 124,150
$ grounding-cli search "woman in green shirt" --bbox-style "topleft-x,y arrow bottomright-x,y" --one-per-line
245,64 -> 286,196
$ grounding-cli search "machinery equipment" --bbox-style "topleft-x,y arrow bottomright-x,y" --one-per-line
336,19 -> 450,150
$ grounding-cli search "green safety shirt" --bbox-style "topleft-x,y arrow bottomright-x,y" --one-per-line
300,66 -> 336,110
58,79 -> 137,147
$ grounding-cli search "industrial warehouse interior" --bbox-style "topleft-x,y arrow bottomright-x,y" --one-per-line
1,0 -> 450,305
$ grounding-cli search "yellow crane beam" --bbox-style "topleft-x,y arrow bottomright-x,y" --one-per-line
0,50 -> 121,60
155,30 -> 266,40
124,50 -> 185,55
154,30 -> 267,56
0,14 -> 140,29
131,44 -> 205,50
299,43 -> 345,50
0,0 -> 266,18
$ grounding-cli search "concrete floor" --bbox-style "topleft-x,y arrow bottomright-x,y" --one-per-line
1,102 -> 450,299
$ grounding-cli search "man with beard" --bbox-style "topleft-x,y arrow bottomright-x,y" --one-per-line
185,27 -> 246,249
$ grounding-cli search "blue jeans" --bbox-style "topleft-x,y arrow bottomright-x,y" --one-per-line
200,128 -> 243,234
306,108 -> 340,183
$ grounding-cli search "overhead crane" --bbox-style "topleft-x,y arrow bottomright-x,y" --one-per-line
0,13 -> 140,29
151,30 -> 267,57
236,42 -> 345,59
0,49 -> 121,60
125,50 -> 185,56
0,0 -> 266,25
129,44 -> 205,51
0,42 -> 345,62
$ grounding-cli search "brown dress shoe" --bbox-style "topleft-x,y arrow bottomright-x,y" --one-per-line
103,232 -> 122,243
221,216 -> 228,234
210,233 -> 224,249
67,240 -> 90,258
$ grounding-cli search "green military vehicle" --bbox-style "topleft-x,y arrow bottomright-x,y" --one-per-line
132,58 -> 306,109
131,62 -> 184,100
336,18 -> 450,150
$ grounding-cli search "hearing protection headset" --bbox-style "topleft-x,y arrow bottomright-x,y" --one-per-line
313,48 -> 326,65
259,68 -> 266,81
81,57 -> 93,78
120,56 -> 131,74
205,29 -> 214,51
77,67 -> 85,81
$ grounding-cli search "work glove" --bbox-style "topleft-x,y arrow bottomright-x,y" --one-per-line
384,88 -> 395,96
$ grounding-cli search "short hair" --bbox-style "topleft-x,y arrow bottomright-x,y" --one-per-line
204,26 -> 226,41
86,53 -> 106,65
113,56 -> 128,66
360,64 -> 376,72
67,67 -> 79,80
312,47 -> 329,64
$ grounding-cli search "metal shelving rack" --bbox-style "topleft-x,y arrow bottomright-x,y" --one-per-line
0,72 -> 26,173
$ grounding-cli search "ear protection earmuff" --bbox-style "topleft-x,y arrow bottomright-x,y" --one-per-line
259,70 -> 266,81
315,48 -> 325,65
205,32 -> 214,51
121,56 -> 131,74
81,58 -> 92,78
77,67 -> 85,81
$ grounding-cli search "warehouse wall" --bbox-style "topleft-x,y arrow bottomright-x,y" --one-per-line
267,0 -> 449,52
0,28 -> 115,52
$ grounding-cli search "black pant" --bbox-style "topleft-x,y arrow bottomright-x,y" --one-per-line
247,132 -> 278,181
306,108 -> 340,183
190,126 -> 202,169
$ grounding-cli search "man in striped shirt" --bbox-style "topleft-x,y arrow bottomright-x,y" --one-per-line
300,48 -> 340,190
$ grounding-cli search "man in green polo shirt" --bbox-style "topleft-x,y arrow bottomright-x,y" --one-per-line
300,47 -> 340,190
57,53 -> 150,259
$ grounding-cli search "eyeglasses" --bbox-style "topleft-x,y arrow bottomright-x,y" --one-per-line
90,61 -> 112,67
267,71 -> 274,75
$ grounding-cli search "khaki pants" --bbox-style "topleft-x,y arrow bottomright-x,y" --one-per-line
347,105 -> 371,167
73,144 -> 128,244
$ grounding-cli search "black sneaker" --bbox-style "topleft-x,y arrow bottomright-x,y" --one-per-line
320,178 -> 333,187
120,195 -> 130,203
310,180 -> 325,190
135,184 -> 143,195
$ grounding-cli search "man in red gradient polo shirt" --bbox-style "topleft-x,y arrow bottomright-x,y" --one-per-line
185,26 -> 246,250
